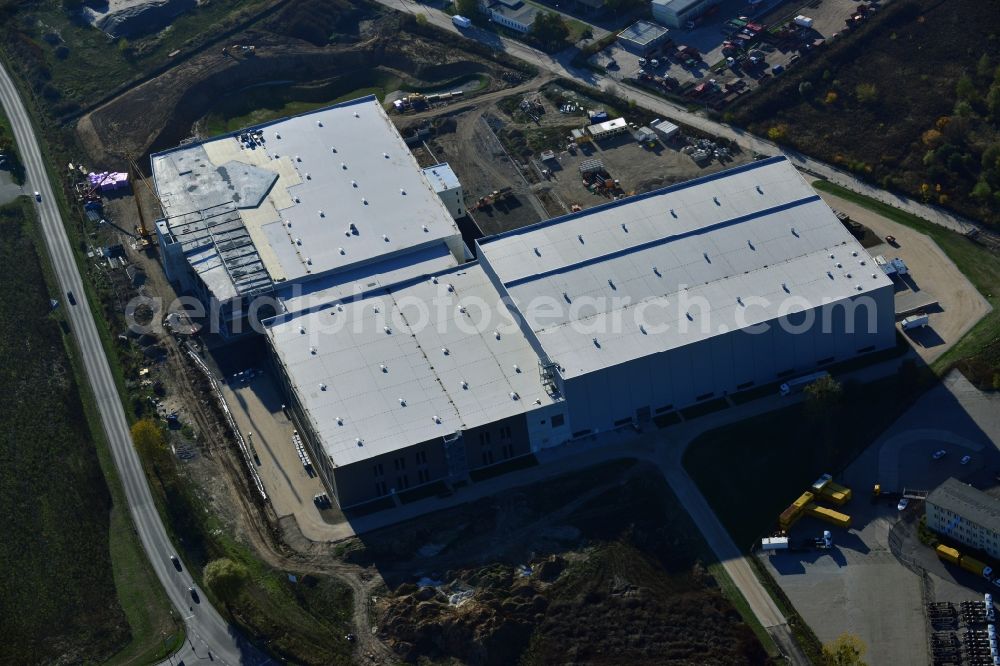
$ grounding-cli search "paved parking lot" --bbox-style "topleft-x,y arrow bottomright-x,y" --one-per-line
592,0 -> 874,98
817,190 -> 992,364
762,371 -> 1000,665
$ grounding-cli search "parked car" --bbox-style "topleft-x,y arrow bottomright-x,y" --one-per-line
961,455 -> 972,465
885,235 -> 898,246
897,498 -> 909,511
932,449 -> 947,460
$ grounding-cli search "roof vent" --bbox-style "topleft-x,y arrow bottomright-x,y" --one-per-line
845,272 -> 852,278
309,346 -> 317,355
791,227 -> 799,237
859,259 -> 866,266
305,257 -> 312,267
534,247 -> 541,257
459,305 -> 467,313
827,271 -> 833,279
317,121 -> 323,127
319,383 -> 327,391
653,267 -> 661,277
703,252 -> 711,263
398,398 -> 406,407
670,209 -> 677,218
872,273 -> 878,279
510,392 -> 520,401
782,283 -> 790,293
686,312 -> 693,321
621,223 -> 628,232
353,111 -> 360,118
299,326 -> 306,334
737,296 -> 744,306
578,234 -> 584,243
384,326 -> 391,334
331,147 -> 337,153
372,305 -> 379,314
852,251 -> 858,256
380,363 -> 387,372
285,220 -> 292,228
362,198 -> 368,205
339,247 -> 345,255
337,304 -> 343,311
341,162 -> 347,169
356,438 -> 363,447
383,234 -> 390,242
422,225 -> 429,232
275,132 -> 281,139
431,276 -> 439,284
835,262 -> 843,268
400,188 -> 407,195
856,284 -> 863,291
639,324 -> 647,335
318,210 -> 325,218
305,173 -> 311,180
432,415 -> 441,424
608,279 -> 616,290
830,253 -> 835,259
494,330 -> 501,340
441,347 -> 450,355
748,240 -> 755,250
461,380 -> 469,390
295,155 -> 302,162
447,283 -> 455,293
713,196 -> 721,206
756,185 -> 763,194
383,152 -> 390,158
351,180 -> 358,188
294,237 -> 302,245
592,337 -> 602,348
336,417 -> 343,426
513,364 -> 521,373
563,292 -> 571,303
294,196 -> 300,203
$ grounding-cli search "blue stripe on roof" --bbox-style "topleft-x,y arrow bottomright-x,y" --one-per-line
477,155 -> 790,246
502,194 -> 822,289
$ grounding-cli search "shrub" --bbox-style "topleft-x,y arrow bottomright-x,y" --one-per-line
855,83 -> 878,104
824,91 -> 838,105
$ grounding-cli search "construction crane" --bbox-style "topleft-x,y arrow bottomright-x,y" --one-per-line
125,153 -> 166,251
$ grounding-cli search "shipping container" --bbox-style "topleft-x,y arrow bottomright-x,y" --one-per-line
805,504 -> 851,528
936,544 -> 960,564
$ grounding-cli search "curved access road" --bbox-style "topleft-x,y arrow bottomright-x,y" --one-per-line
0,62 -> 270,666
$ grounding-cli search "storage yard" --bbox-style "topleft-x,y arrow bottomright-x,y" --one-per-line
592,0 -> 882,108
761,371 -> 1000,666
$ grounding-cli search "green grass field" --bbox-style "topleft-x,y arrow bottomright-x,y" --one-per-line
0,199 -> 126,663
811,180 -> 1000,386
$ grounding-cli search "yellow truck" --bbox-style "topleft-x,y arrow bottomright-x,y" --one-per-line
935,544 -> 960,565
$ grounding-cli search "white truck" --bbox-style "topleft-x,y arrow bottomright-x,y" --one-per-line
779,370 -> 829,397
794,15 -> 814,28
452,15 -> 472,28
901,314 -> 929,330
761,536 -> 789,551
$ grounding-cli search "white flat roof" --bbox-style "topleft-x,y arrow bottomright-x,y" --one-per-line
152,96 -> 460,300
587,118 -> 628,135
267,263 -> 557,466
478,157 -> 893,378
422,163 -> 461,193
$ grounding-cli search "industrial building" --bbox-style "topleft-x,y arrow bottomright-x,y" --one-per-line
261,151 -> 895,509
927,478 -> 1000,560
586,117 -> 629,140
617,20 -> 671,55
422,163 -> 464,219
150,96 -> 466,335
480,0 -> 539,33
651,0 -> 721,28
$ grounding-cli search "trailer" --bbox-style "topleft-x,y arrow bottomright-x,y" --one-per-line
806,504 -> 851,528
779,491 -> 815,529
761,536 -> 790,551
901,314 -> 929,330
794,15 -> 814,28
779,370 -> 830,396
811,473 -> 853,505
452,15 -> 472,28
959,554 -> 994,579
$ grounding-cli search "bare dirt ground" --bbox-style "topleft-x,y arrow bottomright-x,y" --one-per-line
818,191 -> 992,363
76,14 -> 531,167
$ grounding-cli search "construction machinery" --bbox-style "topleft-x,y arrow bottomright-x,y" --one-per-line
125,152 -> 165,251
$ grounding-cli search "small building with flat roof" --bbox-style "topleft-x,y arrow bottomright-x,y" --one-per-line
586,117 -> 628,140
927,478 -> 1000,560
422,163 -> 465,219
617,20 -> 671,55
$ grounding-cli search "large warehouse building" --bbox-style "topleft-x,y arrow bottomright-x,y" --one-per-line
150,96 -> 466,336
150,96 -> 895,510
927,478 -> 1000,559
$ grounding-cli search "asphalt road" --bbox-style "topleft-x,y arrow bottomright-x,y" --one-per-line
0,63 -> 269,666
385,0 -> 979,236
